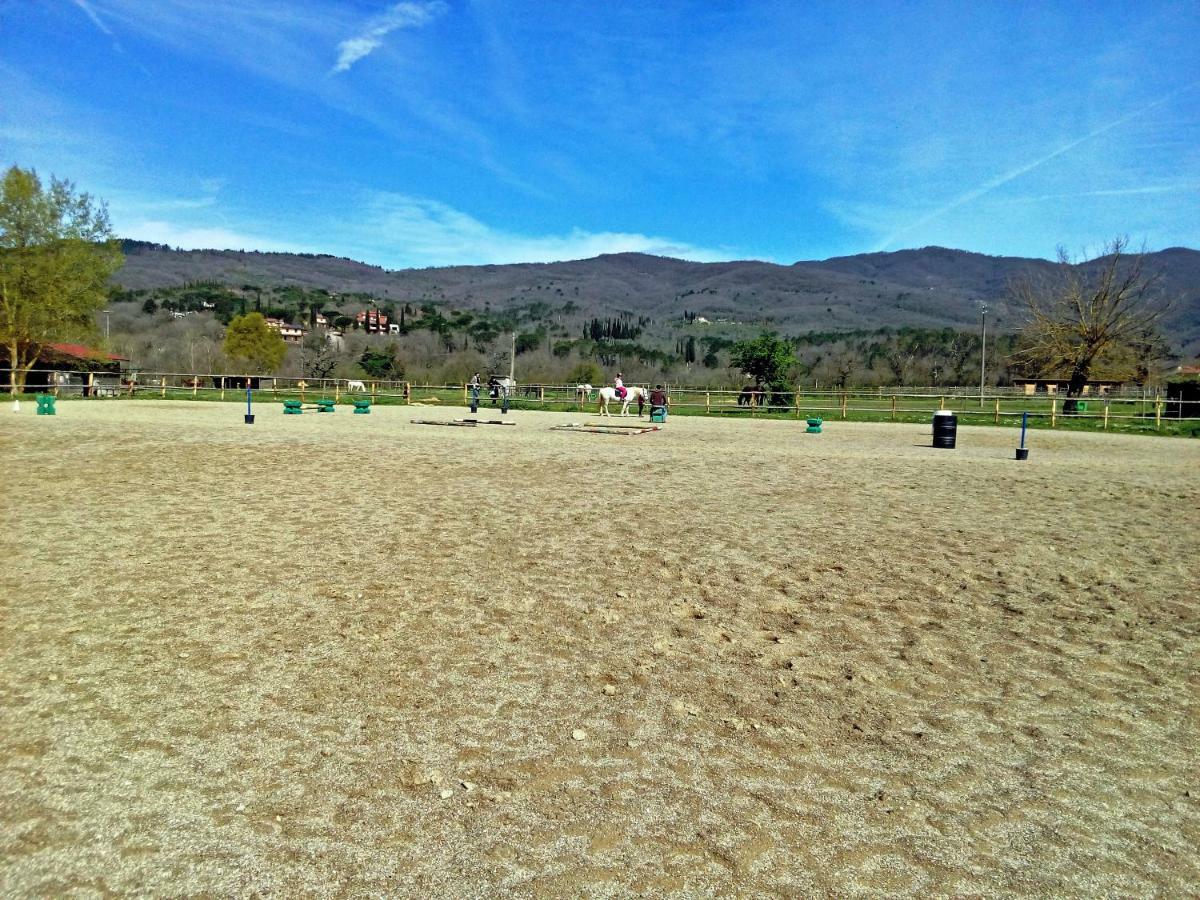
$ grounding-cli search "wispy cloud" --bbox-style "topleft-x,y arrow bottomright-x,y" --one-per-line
349,192 -> 732,267
332,1 -> 447,73
873,83 -> 1199,251
1000,183 -> 1200,203
71,0 -> 113,36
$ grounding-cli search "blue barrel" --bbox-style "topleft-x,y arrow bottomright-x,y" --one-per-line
932,411 -> 957,449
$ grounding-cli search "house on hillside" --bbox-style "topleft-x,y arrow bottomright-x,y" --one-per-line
1012,378 -> 1123,396
264,318 -> 305,343
0,342 -> 128,394
356,310 -> 389,334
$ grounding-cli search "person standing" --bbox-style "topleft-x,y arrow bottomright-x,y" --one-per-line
468,372 -> 481,413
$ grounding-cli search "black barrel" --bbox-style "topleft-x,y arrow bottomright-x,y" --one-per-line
932,411 -> 957,449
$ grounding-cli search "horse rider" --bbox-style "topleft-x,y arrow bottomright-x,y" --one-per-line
614,372 -> 627,400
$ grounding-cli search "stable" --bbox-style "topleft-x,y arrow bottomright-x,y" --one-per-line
1012,378 -> 1123,396
1165,366 -> 1200,419
0,342 -> 128,395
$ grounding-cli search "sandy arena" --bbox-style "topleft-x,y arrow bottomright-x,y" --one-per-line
1,400 -> 1197,896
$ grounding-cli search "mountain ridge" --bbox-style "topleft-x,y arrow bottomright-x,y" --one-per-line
113,242 -> 1200,354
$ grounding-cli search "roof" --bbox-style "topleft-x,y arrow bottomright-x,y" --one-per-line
47,342 -> 128,362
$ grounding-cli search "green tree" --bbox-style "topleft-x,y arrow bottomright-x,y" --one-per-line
730,332 -> 795,387
142,296 -> 158,315
0,166 -> 123,394
568,360 -> 603,385
222,312 -> 286,374
515,330 -> 543,355
359,343 -> 404,379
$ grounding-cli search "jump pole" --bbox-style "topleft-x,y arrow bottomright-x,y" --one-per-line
245,386 -> 255,425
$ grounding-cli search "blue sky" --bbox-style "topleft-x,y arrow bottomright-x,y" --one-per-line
3,1 -> 1197,267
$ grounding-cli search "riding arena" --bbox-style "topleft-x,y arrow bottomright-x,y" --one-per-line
2,397 -> 1197,896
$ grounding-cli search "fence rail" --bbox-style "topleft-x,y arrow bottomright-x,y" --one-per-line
4,368 -> 1197,431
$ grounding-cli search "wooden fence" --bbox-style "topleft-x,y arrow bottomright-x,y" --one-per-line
7,368 -> 1196,431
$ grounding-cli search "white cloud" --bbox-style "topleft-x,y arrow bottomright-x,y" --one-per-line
110,193 -> 733,268
352,192 -> 733,267
332,1 -> 447,73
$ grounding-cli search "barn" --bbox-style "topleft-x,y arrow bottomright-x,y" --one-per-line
1,342 -> 128,394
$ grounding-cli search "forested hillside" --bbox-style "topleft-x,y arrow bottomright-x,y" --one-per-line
103,242 -> 1200,386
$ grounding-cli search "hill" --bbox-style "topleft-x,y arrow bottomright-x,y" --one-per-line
112,242 -> 1200,352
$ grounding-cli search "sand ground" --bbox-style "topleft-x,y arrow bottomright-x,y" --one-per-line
1,400 -> 1197,897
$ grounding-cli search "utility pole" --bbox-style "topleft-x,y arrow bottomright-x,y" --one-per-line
104,310 -> 110,340
979,303 -> 988,407
509,332 -> 516,383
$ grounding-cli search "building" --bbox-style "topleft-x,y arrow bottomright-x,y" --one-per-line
264,318 -> 305,343
0,342 -> 128,393
1012,378 -> 1124,396
1165,366 -> 1200,419
356,309 -> 389,334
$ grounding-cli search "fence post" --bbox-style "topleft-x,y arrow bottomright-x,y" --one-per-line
88,372 -> 95,397
161,377 -> 166,398
371,381 -> 377,400
404,382 -> 412,403
1103,403 -> 1109,430
1155,399 -> 1162,430
1051,397 -> 1057,428
220,377 -> 225,401
994,397 -> 1000,425
891,394 -> 897,421
939,395 -> 945,410
192,376 -> 198,398
795,386 -> 801,417
705,391 -> 711,413
841,392 -> 847,420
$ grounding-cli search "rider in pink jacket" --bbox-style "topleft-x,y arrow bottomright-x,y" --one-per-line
614,372 -> 626,400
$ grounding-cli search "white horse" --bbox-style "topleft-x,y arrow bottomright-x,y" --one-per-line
346,379 -> 366,392
597,385 -> 647,417
575,383 -> 594,402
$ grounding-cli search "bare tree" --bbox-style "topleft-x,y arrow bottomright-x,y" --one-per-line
1011,238 -> 1167,411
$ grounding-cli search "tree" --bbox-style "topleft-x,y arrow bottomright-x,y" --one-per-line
1011,238 -> 1167,411
222,312 -> 286,374
359,343 -> 404,379
730,332 -> 795,387
730,332 -> 798,408
0,166 -> 123,394
515,330 -> 542,355
301,330 -> 338,379
568,360 -> 603,385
